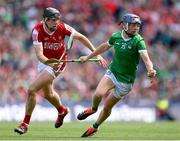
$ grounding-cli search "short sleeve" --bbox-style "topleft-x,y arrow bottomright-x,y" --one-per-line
137,39 -> 147,52
64,24 -> 76,36
108,33 -> 116,46
32,29 -> 42,46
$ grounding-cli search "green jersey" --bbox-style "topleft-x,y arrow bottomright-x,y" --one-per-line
108,31 -> 146,83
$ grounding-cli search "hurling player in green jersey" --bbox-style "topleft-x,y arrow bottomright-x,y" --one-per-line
77,13 -> 157,138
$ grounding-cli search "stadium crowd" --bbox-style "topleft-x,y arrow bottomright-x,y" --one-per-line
0,0 -> 180,110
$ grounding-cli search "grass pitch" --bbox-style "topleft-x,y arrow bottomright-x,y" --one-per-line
0,121 -> 180,140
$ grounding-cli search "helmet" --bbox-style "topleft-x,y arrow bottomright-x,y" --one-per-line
122,13 -> 141,24
43,7 -> 61,19
121,13 -> 141,37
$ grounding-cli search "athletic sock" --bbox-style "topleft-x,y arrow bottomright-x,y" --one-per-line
92,106 -> 97,112
23,115 -> 31,125
93,122 -> 99,129
57,105 -> 66,113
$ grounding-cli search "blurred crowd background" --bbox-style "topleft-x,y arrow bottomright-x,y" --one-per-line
0,0 -> 180,120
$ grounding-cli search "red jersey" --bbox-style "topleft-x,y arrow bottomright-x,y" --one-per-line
32,21 -> 73,60
32,21 -> 75,75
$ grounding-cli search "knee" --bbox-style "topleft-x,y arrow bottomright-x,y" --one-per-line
95,90 -> 105,98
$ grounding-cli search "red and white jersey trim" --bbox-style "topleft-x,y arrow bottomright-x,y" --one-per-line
32,29 -> 42,46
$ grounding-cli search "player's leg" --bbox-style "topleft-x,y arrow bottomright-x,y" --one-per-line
14,70 -> 54,135
93,81 -> 133,129
93,93 -> 120,127
81,70 -> 133,137
42,83 -> 68,128
92,75 -> 115,111
77,75 -> 115,120
81,94 -> 120,137
42,82 -> 62,108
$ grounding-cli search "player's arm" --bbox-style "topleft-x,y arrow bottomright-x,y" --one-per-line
139,50 -> 156,78
137,39 -> 156,78
33,44 -> 48,63
73,31 -> 96,52
65,24 -> 96,52
83,34 -> 114,61
32,29 -> 48,63
33,44 -> 58,68
79,34 -> 113,65
139,50 -> 153,70
65,24 -> 106,66
85,42 -> 111,60
32,29 -> 54,67
74,31 -> 107,66
79,41 -> 111,67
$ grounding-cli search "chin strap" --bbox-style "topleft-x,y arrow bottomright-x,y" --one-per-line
123,23 -> 134,38
44,19 -> 55,32
124,30 -> 134,38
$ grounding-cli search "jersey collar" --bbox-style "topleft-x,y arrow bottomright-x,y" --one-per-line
121,30 -> 131,41
43,21 -> 55,35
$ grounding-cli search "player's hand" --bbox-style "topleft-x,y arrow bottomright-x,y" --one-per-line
48,63 -> 63,71
97,55 -> 107,68
53,63 -> 60,70
79,56 -> 89,62
53,62 -> 64,75
48,63 -> 57,69
147,69 -> 156,83
147,69 -> 156,78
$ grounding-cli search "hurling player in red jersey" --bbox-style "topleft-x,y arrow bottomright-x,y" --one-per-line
14,7 -> 107,135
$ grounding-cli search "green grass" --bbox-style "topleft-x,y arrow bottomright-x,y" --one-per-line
0,121 -> 180,140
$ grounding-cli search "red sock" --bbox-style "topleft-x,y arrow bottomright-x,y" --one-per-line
23,115 -> 31,125
57,105 -> 66,113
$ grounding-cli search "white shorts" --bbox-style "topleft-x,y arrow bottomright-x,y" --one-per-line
37,61 -> 55,78
105,70 -> 133,99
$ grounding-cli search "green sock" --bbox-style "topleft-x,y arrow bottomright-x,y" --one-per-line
93,122 -> 99,129
92,106 -> 97,111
